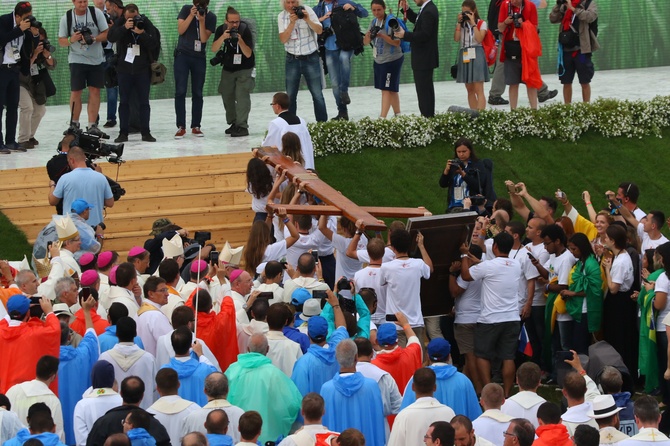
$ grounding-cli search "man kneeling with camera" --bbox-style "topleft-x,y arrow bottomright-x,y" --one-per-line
107,3 -> 160,143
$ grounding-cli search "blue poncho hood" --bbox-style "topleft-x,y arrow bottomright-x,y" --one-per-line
332,372 -> 365,397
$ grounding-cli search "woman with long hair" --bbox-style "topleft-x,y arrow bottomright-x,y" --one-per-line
602,224 -> 638,374
246,158 -> 274,222
281,132 -> 306,167
243,207 -> 299,276
454,0 -> 489,109
557,233 -> 603,354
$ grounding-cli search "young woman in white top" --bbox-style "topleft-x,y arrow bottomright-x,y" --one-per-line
243,207 -> 299,277
454,0 -> 490,110
246,157 -> 275,222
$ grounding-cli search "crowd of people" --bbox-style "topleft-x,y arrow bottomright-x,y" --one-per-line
0,0 -> 601,154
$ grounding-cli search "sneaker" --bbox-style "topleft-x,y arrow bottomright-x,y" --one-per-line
6,142 -> 26,152
87,124 -> 109,139
18,141 -> 35,150
340,91 -> 351,105
142,133 -> 156,142
231,126 -> 249,137
174,127 -> 186,139
0,145 -> 10,154
538,89 -> 558,103
225,124 -> 236,135
114,133 -> 128,143
29,137 -> 39,146
488,96 -> 509,105
191,127 -> 204,137
331,113 -> 349,121
103,119 -> 117,128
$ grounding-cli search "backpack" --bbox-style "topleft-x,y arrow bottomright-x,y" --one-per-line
477,20 -> 497,66
384,14 -> 411,53
330,6 -> 364,54
66,6 -> 100,37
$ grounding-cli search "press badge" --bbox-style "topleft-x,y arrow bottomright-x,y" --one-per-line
12,45 -> 20,62
125,47 -> 135,63
30,64 -> 38,76
462,49 -> 470,63
132,44 -> 141,56
233,53 -> 242,64
467,48 -> 476,60
194,40 -> 202,52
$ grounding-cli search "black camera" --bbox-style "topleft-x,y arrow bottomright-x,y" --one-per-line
209,50 -> 225,66
337,277 -> 351,291
29,295 -> 44,319
449,159 -> 465,169
27,15 -> 42,28
293,6 -> 305,19
197,6 -> 207,16
103,11 -> 113,25
387,18 -> 401,38
228,27 -> 239,44
460,11 -> 471,25
74,24 -> 95,45
317,26 -> 334,46
511,12 -> 523,28
369,25 -> 382,40
193,231 -> 211,246
132,15 -> 146,30
469,195 -> 486,206
41,39 -> 56,53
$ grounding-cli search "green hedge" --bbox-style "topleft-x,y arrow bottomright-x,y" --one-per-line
309,96 -> 670,156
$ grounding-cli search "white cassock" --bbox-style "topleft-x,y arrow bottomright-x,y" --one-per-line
619,428 -> 670,445
472,409 -> 513,446
106,286 -> 140,318
181,399 -> 245,444
98,273 -> 111,310
500,391 -> 546,429
0,407 -> 24,444
148,395 -> 201,446
266,331 -> 303,377
6,379 -> 65,442
99,343 -> 157,409
73,387 -> 123,446
136,301 -> 174,356
262,114 -> 315,169
387,397 -> 456,446
230,290 -> 250,325
155,331 -> 220,371
599,426 -> 629,445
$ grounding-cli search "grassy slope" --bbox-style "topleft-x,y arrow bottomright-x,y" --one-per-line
2,129 -> 669,260
317,129 -> 670,226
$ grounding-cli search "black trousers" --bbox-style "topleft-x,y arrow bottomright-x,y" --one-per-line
117,71 -> 151,135
413,68 -> 435,118
0,65 -> 20,145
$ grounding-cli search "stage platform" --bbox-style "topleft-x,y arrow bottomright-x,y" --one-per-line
0,66 -> 667,171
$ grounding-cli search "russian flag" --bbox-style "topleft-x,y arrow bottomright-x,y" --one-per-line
518,324 -> 533,357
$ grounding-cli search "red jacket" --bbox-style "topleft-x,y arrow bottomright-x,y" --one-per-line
70,308 -> 110,336
498,0 -> 538,62
533,424 -> 573,446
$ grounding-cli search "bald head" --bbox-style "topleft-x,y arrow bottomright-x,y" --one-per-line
204,372 -> 229,400
205,409 -> 229,435
181,432 -> 208,446
248,333 -> 269,355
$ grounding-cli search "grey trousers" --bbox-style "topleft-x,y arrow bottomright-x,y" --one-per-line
218,67 -> 255,129
489,56 -> 550,98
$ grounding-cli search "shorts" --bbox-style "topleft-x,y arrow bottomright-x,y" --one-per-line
504,57 -> 522,85
454,323 -> 476,354
474,321 -> 520,360
559,51 -> 594,85
373,56 -> 403,92
70,63 -> 105,91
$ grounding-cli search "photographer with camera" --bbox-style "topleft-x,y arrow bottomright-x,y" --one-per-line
549,0 -> 599,103
58,0 -> 110,137
454,0 -> 490,110
210,6 -> 255,138
48,146 -> 114,228
174,0 -> 216,139
497,0 -> 542,109
107,3 -> 159,143
0,1 -> 38,154
278,0 -> 327,122
17,27 -> 56,150
362,0 -> 404,118
313,0 -> 368,121
439,137 -> 495,213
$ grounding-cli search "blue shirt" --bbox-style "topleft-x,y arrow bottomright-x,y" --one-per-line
160,357 -> 217,406
99,325 -> 144,353
52,167 -> 113,227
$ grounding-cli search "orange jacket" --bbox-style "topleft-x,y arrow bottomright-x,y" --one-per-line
516,22 -> 543,89
533,424 -> 573,446
70,308 -> 110,336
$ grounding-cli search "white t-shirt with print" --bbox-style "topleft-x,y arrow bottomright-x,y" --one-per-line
469,257 -> 522,324
379,258 -> 430,327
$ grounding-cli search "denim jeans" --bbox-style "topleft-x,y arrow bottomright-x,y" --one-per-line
285,52 -> 327,122
325,48 -> 353,113
104,50 -> 118,121
118,71 -> 151,135
174,52 -> 207,129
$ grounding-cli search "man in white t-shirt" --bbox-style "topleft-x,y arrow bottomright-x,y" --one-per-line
460,232 -> 521,396
379,228 -> 432,345
618,206 -> 668,253
282,253 -> 330,303
318,216 -> 366,282
524,217 -> 550,372
354,238 -> 387,326
504,221 -> 540,319
286,215 -> 324,268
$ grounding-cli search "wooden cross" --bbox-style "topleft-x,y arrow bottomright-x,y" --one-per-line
254,146 -> 432,230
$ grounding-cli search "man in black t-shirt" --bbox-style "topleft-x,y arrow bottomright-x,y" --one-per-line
211,7 -> 255,137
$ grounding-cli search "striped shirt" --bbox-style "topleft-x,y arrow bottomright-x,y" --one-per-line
278,6 -> 321,56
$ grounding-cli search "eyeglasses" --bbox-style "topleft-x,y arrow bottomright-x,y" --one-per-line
423,435 -> 432,440
156,288 -> 169,293
72,238 -> 81,242
503,431 -> 517,437
270,102 -> 276,106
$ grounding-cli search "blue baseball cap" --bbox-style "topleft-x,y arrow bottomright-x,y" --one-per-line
377,323 -> 399,346
307,316 -> 329,342
7,294 -> 31,314
291,288 -> 312,306
71,199 -> 95,215
428,338 -> 451,361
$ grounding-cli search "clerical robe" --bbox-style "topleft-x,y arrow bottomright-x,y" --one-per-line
99,343 -> 157,409
0,313 -> 60,394
400,363 -> 482,420
148,395 -> 200,446
189,296 -> 238,373
320,373 -> 386,446
59,329 -> 100,445
136,301 -> 174,356
155,331 -> 220,371
225,353 -> 301,444
291,327 -> 348,396
70,309 -> 109,336
160,357 -> 216,406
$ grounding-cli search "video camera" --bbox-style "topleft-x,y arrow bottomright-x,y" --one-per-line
74,23 -> 95,45
64,122 -> 125,165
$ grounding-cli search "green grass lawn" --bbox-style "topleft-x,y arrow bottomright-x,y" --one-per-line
2,129 -> 669,260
